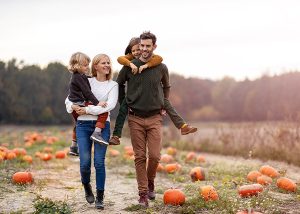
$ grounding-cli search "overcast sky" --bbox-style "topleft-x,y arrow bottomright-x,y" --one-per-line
0,0 -> 299,80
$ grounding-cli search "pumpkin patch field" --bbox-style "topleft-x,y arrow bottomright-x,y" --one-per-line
1,125 -> 300,213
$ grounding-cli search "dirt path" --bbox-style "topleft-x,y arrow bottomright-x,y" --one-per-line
1,137 -> 300,213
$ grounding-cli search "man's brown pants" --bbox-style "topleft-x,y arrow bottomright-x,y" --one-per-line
128,114 -> 162,195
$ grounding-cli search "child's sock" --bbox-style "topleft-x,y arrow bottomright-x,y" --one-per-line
71,141 -> 77,147
181,124 -> 187,129
95,127 -> 102,133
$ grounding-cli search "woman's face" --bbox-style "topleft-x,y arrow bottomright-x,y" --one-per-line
94,57 -> 111,76
131,44 -> 141,59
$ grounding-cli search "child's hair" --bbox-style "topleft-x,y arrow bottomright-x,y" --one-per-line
124,37 -> 140,55
140,31 -> 157,45
69,52 -> 90,73
91,54 -> 113,80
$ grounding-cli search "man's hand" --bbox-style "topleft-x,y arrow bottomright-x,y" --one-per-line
130,63 -> 138,74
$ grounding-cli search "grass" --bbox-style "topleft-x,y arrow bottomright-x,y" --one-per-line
33,195 -> 72,214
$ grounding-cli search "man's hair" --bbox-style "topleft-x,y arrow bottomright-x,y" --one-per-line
139,31 -> 157,45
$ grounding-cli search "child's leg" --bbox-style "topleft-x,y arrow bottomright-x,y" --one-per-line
90,112 -> 109,145
70,112 -> 79,155
164,98 -> 197,135
164,98 -> 185,129
113,99 -> 128,138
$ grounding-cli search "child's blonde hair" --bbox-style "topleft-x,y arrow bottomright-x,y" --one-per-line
91,54 -> 113,80
69,52 -> 90,73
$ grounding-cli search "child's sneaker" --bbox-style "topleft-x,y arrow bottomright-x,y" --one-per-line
109,136 -> 120,145
90,131 -> 108,145
181,124 -> 197,135
69,146 -> 79,156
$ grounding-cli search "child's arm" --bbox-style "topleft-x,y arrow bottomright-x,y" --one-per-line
117,54 -> 138,74
139,54 -> 163,73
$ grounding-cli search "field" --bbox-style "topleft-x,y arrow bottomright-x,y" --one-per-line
0,123 -> 300,214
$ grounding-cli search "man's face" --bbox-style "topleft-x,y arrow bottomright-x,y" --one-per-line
139,39 -> 156,61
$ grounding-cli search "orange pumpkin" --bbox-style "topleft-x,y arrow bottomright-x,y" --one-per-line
55,151 -> 66,159
257,175 -> 272,185
196,155 -> 206,163
165,163 -> 181,174
166,147 -> 177,156
22,155 -> 33,164
259,165 -> 279,178
276,177 -> 297,192
238,184 -> 263,197
13,148 -> 27,156
247,170 -> 262,182
160,154 -> 174,163
156,163 -> 165,172
43,147 -> 53,153
185,152 -> 196,162
200,185 -> 219,201
189,167 -> 205,182
109,149 -> 120,157
6,151 -> 17,160
124,146 -> 134,156
236,211 -> 263,214
0,155 -> 4,162
12,172 -> 33,184
41,153 -> 52,161
163,188 -> 186,206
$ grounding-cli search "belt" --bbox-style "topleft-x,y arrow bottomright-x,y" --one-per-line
128,109 -> 160,118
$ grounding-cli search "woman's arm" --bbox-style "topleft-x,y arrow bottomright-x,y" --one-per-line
85,84 -> 119,115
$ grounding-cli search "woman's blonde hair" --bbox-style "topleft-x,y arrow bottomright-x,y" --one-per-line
91,54 -> 112,80
69,52 -> 90,73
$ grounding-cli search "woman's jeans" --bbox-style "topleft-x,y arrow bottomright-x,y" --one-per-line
76,120 -> 110,190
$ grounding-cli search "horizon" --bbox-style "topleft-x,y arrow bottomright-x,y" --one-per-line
1,0 -> 300,81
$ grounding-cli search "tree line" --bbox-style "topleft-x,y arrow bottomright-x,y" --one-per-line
0,59 -> 300,124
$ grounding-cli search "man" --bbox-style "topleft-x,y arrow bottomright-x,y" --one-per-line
117,31 -> 170,207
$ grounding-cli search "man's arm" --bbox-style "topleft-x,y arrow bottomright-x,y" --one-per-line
161,64 -> 171,99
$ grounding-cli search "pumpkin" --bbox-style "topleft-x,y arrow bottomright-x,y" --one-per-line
124,146 -> 134,156
200,185 -> 219,201
247,170 -> 262,182
163,188 -> 185,206
6,151 -> 17,160
109,149 -> 120,157
257,175 -> 272,185
166,147 -> 177,156
43,147 -> 53,153
12,172 -> 33,184
35,151 -> 42,158
0,155 -> 3,162
13,148 -> 27,156
189,167 -> 205,182
196,155 -> 206,163
259,165 -> 279,178
276,177 -> 297,192
238,184 -> 263,197
160,154 -> 174,163
185,152 -> 196,162
22,155 -> 33,164
156,163 -> 165,172
165,163 -> 181,174
55,151 -> 66,159
41,153 -> 52,161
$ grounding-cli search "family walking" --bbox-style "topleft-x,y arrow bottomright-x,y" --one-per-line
65,31 -> 198,209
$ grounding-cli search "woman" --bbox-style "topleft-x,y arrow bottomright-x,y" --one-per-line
65,54 -> 118,209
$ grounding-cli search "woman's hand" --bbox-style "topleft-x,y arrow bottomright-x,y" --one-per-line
71,104 -> 81,111
75,107 -> 86,115
97,101 -> 108,108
